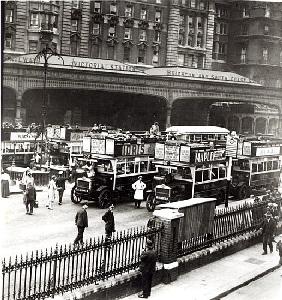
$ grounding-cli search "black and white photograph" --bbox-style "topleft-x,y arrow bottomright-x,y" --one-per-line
1,0 -> 282,299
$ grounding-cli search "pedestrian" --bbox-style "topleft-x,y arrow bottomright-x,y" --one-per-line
74,204 -> 88,246
138,239 -> 157,298
276,239 -> 282,276
102,204 -> 115,240
132,176 -> 146,208
25,182 -> 36,215
147,215 -> 158,244
1,170 -> 10,198
259,211 -> 276,255
56,171 -> 66,205
47,175 -> 57,210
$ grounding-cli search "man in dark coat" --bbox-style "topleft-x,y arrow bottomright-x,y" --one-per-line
102,204 -> 115,240
259,211 -> 276,255
25,182 -> 36,215
74,204 -> 88,246
138,239 -> 157,298
56,171 -> 66,205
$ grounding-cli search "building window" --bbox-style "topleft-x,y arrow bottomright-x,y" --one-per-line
241,47 -> 247,63
93,23 -> 100,35
4,34 -> 12,49
154,31 -> 161,42
280,51 -> 282,65
242,7 -> 250,18
124,27 -> 132,39
188,55 -> 198,68
262,48 -> 268,64
108,25 -> 116,37
138,48 -> 146,64
219,43 -> 226,54
177,53 -> 184,66
265,5 -> 270,17
264,25 -> 269,34
108,46 -> 115,59
197,33 -> 202,47
30,13 -> 39,27
124,47 -> 130,62
51,42 -> 57,52
156,0 -> 162,4
199,1 -> 206,10
155,11 -> 161,23
94,2 -> 101,13
219,23 -> 227,35
139,30 -> 147,41
91,44 -> 100,58
110,4 -> 117,15
214,23 -> 219,34
29,40 -> 38,53
241,24 -> 248,35
152,50 -> 159,65
276,80 -> 281,88
70,40 -> 78,56
125,6 -> 133,17
179,14 -> 185,27
71,19 -> 78,32
5,9 -> 14,23
190,0 -> 196,8
178,32 -> 185,45
188,33 -> 193,46
140,8 -> 147,20
198,17 -> 202,29
72,0 -> 79,8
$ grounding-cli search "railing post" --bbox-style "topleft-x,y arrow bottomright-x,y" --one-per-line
153,209 -> 183,284
52,246 -> 58,298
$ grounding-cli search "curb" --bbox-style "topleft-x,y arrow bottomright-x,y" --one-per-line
211,264 -> 281,300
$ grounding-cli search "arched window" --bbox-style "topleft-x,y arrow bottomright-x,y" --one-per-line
241,117 -> 253,134
255,118 -> 267,134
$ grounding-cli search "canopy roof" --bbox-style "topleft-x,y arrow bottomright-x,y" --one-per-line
166,126 -> 230,134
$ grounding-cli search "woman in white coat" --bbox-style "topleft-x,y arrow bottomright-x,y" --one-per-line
47,175 -> 57,210
132,176 -> 146,208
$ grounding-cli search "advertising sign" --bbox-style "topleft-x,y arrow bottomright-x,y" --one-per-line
10,132 -> 39,141
155,143 -> 165,160
242,142 -> 251,156
70,132 -> 86,141
255,146 -> 280,157
165,144 -> 180,161
82,137 -> 91,153
179,145 -> 190,162
226,134 -> 238,158
91,138 -> 106,154
47,127 -> 66,140
191,148 -> 225,164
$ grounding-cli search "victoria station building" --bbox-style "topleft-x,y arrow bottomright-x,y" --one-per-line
2,0 -> 282,136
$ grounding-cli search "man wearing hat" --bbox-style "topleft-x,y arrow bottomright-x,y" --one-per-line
259,211 -> 276,255
102,204 -> 115,240
74,204 -> 88,246
138,239 -> 157,298
56,171 -> 66,205
132,176 -> 146,208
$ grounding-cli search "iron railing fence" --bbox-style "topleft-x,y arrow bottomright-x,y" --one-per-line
178,200 -> 280,257
2,225 -> 162,300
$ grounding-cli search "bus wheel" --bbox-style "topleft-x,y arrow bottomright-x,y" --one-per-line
216,190 -> 225,205
146,194 -> 156,212
71,190 -> 82,204
238,185 -> 248,200
98,189 -> 111,208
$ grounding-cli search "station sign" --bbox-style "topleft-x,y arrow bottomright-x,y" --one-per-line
190,148 -> 225,164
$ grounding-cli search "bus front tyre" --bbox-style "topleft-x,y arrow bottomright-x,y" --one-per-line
146,194 -> 156,212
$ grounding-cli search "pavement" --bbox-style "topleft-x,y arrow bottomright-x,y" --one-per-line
122,234 -> 282,300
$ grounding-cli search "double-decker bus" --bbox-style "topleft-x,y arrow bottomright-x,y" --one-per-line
146,127 -> 231,211
71,133 -> 160,208
230,138 -> 282,199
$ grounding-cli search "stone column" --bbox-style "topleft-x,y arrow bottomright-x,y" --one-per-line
153,209 -> 184,283
202,17 -> 207,48
165,101 -> 172,129
15,95 -> 22,124
239,117 -> 242,134
184,15 -> 189,46
193,16 -> 198,47
166,2 -> 180,66
265,118 -> 269,134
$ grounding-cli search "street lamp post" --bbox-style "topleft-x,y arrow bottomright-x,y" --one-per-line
34,26 -> 63,169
